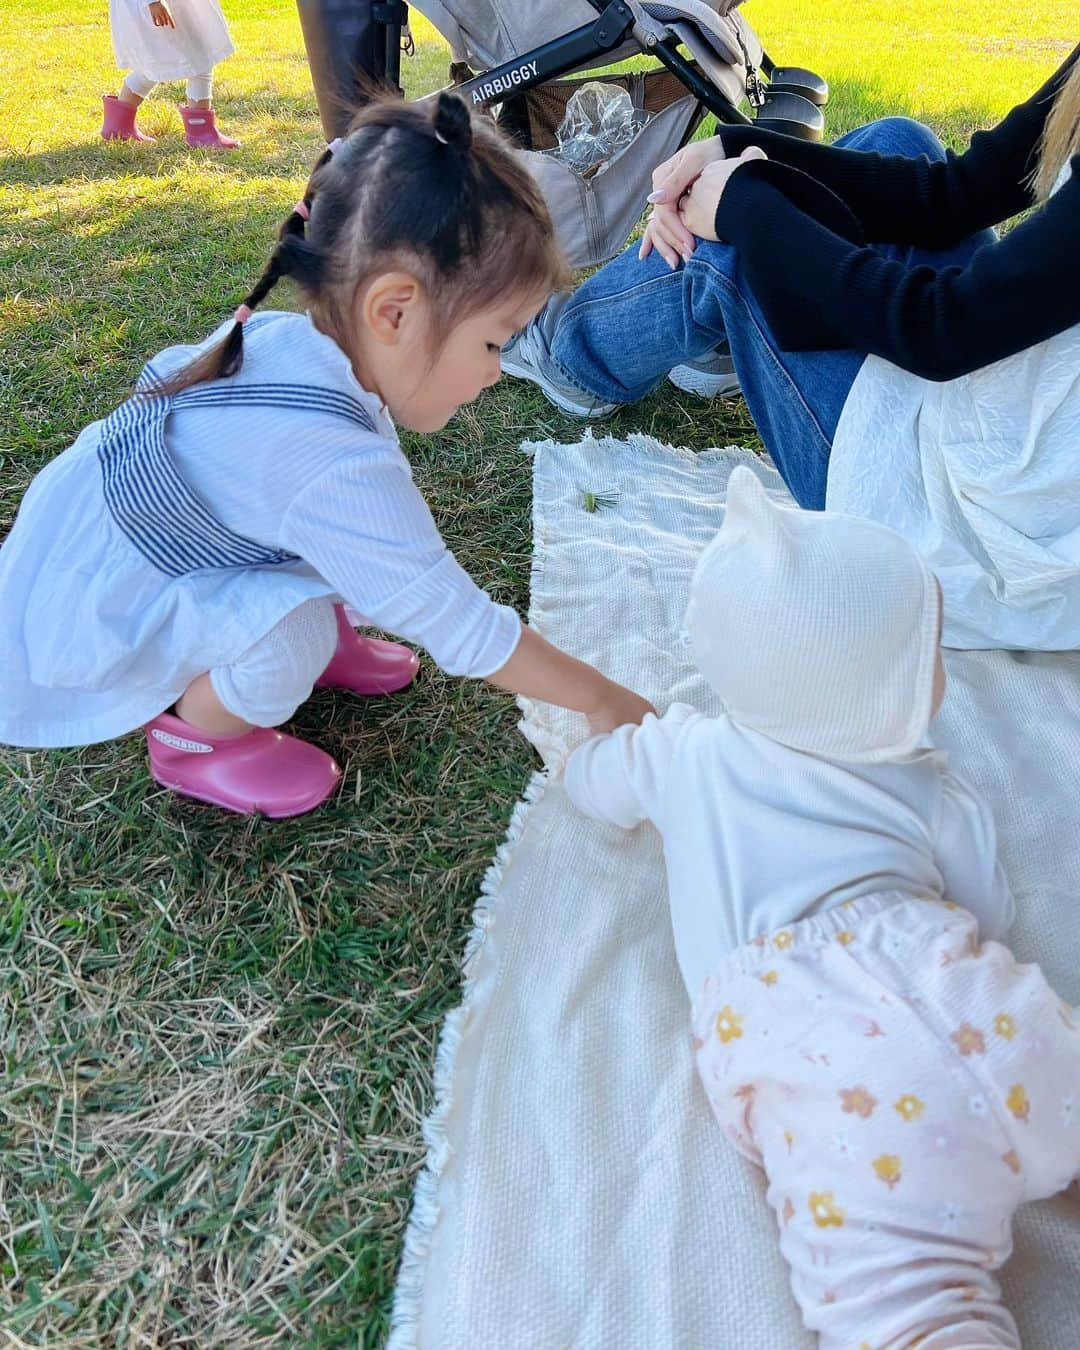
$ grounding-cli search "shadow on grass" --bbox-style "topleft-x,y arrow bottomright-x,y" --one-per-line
0,86 -> 328,187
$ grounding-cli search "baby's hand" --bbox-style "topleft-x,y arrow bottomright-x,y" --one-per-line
586,683 -> 655,736
148,1 -> 175,28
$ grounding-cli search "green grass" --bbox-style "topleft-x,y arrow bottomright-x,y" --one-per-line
0,2 -> 1069,1343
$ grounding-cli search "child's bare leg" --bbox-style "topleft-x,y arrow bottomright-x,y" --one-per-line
118,73 -> 155,107
175,672 -> 251,736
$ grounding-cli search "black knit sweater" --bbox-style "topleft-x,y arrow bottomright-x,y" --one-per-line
711,46 -> 1079,382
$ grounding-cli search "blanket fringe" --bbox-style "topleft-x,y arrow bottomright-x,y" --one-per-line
522,427 -> 756,467
387,769 -> 550,1348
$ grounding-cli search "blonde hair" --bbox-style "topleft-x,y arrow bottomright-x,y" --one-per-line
1033,56 -> 1080,200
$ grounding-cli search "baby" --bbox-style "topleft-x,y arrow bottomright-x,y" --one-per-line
565,467 -> 1078,1349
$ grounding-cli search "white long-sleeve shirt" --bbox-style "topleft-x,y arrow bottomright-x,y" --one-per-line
565,703 -> 1014,1000
0,309 -> 521,747
165,311 -> 522,679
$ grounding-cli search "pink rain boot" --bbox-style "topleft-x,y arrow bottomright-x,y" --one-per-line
101,94 -> 155,143
146,711 -> 341,817
179,104 -> 239,149
315,604 -> 420,696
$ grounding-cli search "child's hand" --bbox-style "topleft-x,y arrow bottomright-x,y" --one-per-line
586,683 -> 656,736
148,1 -> 175,27
487,626 -> 655,732
676,146 -> 768,243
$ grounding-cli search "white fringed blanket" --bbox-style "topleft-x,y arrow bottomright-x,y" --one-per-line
390,434 -> 1080,1349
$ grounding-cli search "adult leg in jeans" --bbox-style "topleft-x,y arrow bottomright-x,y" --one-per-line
547,117 -> 996,510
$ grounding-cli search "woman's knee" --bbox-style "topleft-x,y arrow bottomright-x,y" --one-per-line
841,116 -> 946,161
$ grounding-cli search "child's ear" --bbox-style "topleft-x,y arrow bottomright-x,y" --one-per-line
360,271 -> 423,346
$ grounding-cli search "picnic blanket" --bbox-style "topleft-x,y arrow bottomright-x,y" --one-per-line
389,433 -> 1080,1349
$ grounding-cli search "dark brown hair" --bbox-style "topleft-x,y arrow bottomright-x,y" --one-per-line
153,91 -> 570,395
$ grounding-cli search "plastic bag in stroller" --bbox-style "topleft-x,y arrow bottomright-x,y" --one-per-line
296,1 -> 829,267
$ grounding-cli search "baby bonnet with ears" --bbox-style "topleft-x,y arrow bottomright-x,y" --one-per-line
684,466 -> 941,763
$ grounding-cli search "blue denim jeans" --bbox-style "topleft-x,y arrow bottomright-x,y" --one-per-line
550,118 -> 996,509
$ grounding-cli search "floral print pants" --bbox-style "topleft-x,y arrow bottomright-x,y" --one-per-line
692,895 -> 1080,1349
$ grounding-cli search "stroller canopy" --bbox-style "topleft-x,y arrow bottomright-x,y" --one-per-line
413,0 -> 755,81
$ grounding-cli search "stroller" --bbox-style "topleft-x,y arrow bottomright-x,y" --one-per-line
296,1 -> 829,267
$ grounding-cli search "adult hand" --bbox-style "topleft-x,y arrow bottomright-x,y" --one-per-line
149,1 -> 175,28
677,146 -> 768,242
639,135 -> 726,267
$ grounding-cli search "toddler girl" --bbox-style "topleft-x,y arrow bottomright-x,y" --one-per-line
103,0 -> 238,147
565,467 -> 1079,1349
1,93 -> 652,818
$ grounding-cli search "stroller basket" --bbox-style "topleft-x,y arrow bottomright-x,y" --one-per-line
296,0 -> 829,267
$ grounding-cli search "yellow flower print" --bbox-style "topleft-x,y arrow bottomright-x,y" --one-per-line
1006,1084 -> 1030,1123
950,1022 -> 986,1056
714,1005 -> 744,1044
894,1094 -> 925,1122
872,1154 -> 902,1190
809,1191 -> 845,1229
994,1013 -> 1017,1041
784,1129 -> 795,1154
839,1085 -> 878,1119
835,930 -> 855,946
782,1196 -> 795,1225
760,970 -> 779,987
1001,1150 -> 1021,1175
773,930 -> 794,950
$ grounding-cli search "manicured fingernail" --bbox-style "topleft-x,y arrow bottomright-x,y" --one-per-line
646,190 -> 667,203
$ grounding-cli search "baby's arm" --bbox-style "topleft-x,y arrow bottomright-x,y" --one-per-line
564,705 -> 696,829
934,769 -> 1016,939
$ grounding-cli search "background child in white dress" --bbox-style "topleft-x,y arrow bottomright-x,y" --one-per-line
565,467 -> 1080,1349
103,0 -> 238,146
0,93 -> 653,818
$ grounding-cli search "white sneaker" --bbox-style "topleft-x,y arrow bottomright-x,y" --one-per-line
668,345 -> 741,399
502,297 -> 619,419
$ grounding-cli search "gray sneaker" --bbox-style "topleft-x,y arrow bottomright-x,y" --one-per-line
668,344 -> 741,399
501,294 -> 618,419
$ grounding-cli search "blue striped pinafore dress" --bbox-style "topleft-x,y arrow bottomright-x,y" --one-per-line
0,327 -> 380,748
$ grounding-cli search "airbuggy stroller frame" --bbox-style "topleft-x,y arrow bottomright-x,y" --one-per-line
296,1 -> 829,267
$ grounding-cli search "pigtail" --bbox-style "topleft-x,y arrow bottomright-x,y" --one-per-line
144,160 -> 332,399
